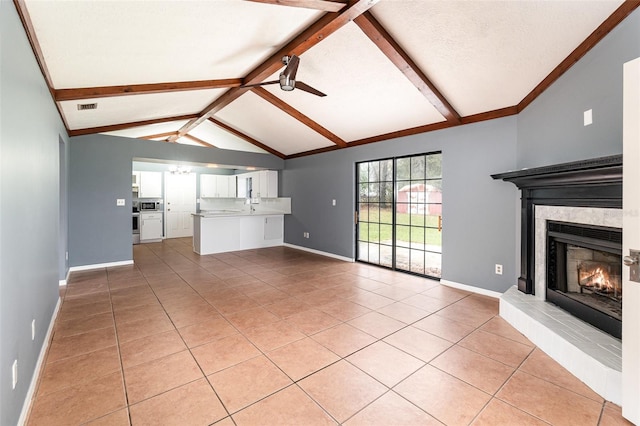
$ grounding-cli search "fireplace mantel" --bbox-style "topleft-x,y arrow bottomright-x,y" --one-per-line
492,155 -> 622,294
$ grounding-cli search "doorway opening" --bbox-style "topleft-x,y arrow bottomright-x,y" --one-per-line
356,152 -> 442,279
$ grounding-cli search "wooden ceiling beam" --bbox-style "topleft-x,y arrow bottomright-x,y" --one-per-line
13,0 -> 54,93
251,87 -> 347,147
13,0 -> 73,131
246,0 -> 346,12
518,1 -> 640,112
354,11 -> 461,124
169,0 -> 381,143
285,145 -> 341,159
140,131 -> 178,141
183,134 -> 216,148
208,117 -> 286,159
54,79 -> 243,102
67,114 -> 199,137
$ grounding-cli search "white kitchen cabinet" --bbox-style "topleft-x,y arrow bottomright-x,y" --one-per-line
140,212 -> 163,241
259,170 -> 278,198
139,171 -> 162,198
227,176 -> 238,198
201,174 -> 236,198
217,175 -> 236,198
193,213 -> 284,255
132,172 -> 141,192
200,174 -> 217,198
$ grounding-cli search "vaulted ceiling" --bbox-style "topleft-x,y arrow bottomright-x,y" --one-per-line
16,0 -> 638,159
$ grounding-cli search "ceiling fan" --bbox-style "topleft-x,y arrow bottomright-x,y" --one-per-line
243,55 -> 327,97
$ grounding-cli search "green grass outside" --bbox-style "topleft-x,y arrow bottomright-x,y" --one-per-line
358,207 -> 442,247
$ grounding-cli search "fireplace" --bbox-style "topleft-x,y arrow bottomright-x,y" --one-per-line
492,154 -> 623,338
546,221 -> 622,338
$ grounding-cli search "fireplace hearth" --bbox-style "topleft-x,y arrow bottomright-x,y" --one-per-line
546,221 -> 622,338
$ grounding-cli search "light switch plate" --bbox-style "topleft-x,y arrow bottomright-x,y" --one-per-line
584,109 -> 593,126
116,199 -> 125,206
12,360 -> 17,389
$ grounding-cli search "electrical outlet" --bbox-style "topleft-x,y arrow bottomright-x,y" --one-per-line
303,232 -> 310,239
12,360 -> 17,389
32,319 -> 35,341
495,264 -> 503,275
65,251 -> 69,261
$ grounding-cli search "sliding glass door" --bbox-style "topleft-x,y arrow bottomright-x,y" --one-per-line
356,152 -> 442,279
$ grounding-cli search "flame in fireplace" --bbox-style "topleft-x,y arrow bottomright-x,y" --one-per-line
579,265 -> 620,296
591,268 -> 611,291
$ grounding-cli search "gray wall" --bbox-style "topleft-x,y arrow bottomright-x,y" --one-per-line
69,134 -> 284,267
517,8 -> 640,168
283,117 -> 519,293
0,2 -> 69,424
59,137 -> 69,281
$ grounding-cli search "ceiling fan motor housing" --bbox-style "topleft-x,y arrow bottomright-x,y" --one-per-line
279,73 -> 295,91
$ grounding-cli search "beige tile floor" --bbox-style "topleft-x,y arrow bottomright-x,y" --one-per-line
26,238 -> 630,425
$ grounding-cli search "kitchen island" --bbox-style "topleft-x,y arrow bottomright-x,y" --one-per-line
192,210 -> 286,255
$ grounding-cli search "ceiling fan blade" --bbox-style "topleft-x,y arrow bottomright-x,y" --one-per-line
282,55 -> 300,80
240,80 -> 279,89
296,81 -> 327,97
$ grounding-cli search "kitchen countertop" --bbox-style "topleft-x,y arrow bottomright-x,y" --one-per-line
193,209 -> 286,218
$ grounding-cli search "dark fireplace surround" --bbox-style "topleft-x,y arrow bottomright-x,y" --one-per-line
492,155 -> 622,337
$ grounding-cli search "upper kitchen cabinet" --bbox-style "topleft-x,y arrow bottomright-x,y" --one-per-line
201,174 -> 236,198
138,171 -> 162,198
201,174 -> 216,198
218,175 -> 236,198
132,172 -> 141,193
259,170 -> 278,198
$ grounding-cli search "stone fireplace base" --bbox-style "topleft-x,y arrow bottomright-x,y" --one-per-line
500,286 -> 621,404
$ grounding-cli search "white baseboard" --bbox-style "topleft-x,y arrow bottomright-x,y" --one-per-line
68,260 -> 133,273
18,296 -> 61,426
283,243 -> 354,263
440,279 -> 503,299
58,269 -> 71,286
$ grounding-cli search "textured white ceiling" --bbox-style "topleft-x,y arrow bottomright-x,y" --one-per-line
371,0 -> 624,116
26,0 -> 321,88
189,120 -> 268,154
21,0 -> 628,156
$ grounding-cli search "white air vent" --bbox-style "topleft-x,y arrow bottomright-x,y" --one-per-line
77,103 -> 97,111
